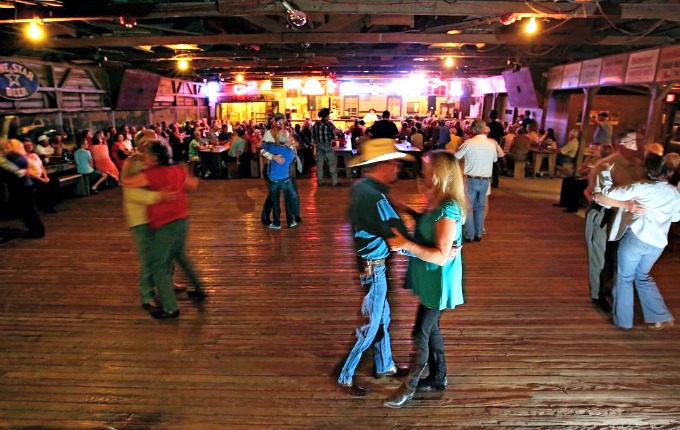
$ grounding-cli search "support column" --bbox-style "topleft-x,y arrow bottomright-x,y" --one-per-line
540,90 -> 552,130
645,83 -> 676,144
575,87 -> 598,172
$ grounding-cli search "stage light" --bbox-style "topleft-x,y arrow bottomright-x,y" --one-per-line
25,21 -> 44,41
177,59 -> 190,71
525,17 -> 538,34
236,73 -> 244,82
445,57 -> 454,68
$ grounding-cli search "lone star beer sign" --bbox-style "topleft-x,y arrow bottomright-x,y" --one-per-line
0,61 -> 40,100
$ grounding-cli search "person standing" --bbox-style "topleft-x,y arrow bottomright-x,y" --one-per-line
336,138 -> 415,396
368,110 -> 399,139
383,150 -> 465,409
312,108 -> 339,187
593,112 -> 613,145
487,111 -> 505,188
454,120 -> 497,242
594,152 -> 680,330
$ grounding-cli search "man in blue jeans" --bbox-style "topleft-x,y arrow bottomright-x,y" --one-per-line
262,139 -> 297,229
336,138 -> 416,396
454,120 -> 498,242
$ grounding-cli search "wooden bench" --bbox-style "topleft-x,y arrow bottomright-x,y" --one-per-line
58,173 -> 89,196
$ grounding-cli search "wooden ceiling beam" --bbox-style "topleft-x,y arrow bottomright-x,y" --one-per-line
17,33 -> 673,49
210,1 -> 680,20
242,16 -> 285,33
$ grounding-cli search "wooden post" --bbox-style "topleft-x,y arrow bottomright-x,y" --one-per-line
645,83 -> 676,143
540,90 -> 552,131
575,86 -> 598,172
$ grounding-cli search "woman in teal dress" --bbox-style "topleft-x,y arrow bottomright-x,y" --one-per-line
383,150 -> 466,408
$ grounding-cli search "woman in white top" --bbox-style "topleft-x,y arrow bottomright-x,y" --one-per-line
594,152 -> 680,330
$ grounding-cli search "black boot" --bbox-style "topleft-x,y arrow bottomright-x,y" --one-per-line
383,363 -> 427,408
417,349 -> 447,391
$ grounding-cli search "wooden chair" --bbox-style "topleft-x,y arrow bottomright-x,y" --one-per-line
513,161 -> 527,179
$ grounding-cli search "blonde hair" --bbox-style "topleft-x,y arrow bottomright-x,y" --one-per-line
424,150 -> 467,223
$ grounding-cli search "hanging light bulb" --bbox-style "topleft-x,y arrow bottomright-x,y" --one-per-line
525,17 -> 538,34
445,57 -> 454,68
280,0 -> 307,27
177,58 -> 190,71
25,20 -> 44,41
236,73 -> 244,82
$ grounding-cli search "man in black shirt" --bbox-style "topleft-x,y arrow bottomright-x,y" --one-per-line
487,111 -> 505,188
368,111 -> 399,139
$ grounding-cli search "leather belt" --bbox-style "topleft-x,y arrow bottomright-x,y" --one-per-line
465,175 -> 490,180
357,258 -> 386,276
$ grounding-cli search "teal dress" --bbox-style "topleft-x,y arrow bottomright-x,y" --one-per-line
406,199 -> 464,310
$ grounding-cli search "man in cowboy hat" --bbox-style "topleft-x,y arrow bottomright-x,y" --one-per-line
312,107 -> 339,186
335,138 -> 415,396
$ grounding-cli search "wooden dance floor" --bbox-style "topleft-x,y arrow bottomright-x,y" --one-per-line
1,176 -> 679,429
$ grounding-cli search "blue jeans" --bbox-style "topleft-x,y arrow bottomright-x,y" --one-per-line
612,230 -> 673,329
268,178 -> 296,227
338,264 -> 395,385
465,177 -> 488,239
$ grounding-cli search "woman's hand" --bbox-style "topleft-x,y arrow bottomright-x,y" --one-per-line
386,227 -> 408,251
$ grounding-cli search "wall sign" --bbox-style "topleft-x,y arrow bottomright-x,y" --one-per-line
579,58 -> 603,87
0,61 -> 40,100
656,44 -> 680,83
600,53 -> 628,86
625,48 -> 660,84
561,62 -> 582,89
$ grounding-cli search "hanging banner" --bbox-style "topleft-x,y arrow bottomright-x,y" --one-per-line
547,66 -> 563,90
561,63 -> 582,89
0,61 -> 40,100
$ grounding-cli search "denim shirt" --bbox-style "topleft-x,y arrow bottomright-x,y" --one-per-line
348,177 -> 411,260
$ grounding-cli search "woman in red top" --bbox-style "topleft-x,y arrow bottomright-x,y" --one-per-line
121,141 -> 205,319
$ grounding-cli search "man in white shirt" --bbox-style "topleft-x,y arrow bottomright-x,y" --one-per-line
34,135 -> 55,158
454,120 -> 498,242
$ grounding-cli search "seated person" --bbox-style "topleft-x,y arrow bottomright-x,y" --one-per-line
111,132 -> 134,170
74,139 -> 108,194
503,128 -> 531,173
409,123 -> 425,150
187,131 -> 208,162
34,135 -> 55,159
559,129 -> 579,161
554,143 -> 613,212
90,135 -> 119,185
218,124 -> 232,145
50,135 -> 68,158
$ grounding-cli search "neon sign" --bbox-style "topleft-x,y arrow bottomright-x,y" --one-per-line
233,81 -> 258,95
260,80 -> 272,91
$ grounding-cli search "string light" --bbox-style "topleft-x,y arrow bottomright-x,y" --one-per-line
525,17 -> 538,34
25,20 -> 44,41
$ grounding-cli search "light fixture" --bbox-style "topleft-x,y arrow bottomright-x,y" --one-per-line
525,16 -> 538,34
444,57 -> 454,68
25,20 -> 44,41
236,73 -> 244,82
500,13 -> 518,26
177,58 -> 190,71
278,0 -> 307,27
446,29 -> 461,35
118,15 -> 137,28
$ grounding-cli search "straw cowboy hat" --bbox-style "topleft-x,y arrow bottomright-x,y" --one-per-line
348,138 -> 415,167
644,143 -> 664,157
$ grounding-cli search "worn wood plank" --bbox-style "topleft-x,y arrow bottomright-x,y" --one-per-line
0,176 -> 679,428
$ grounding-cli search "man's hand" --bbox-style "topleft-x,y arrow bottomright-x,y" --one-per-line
159,189 -> 179,202
625,199 -> 645,216
602,162 -> 615,171
272,154 -> 285,164
386,227 -> 408,251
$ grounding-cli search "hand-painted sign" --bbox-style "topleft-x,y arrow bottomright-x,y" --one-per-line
0,61 -> 40,100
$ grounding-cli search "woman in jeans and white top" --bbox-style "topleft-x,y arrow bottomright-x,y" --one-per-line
594,151 -> 680,330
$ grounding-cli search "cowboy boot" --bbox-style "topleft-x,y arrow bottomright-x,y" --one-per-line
417,349 -> 448,391
383,363 -> 427,408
